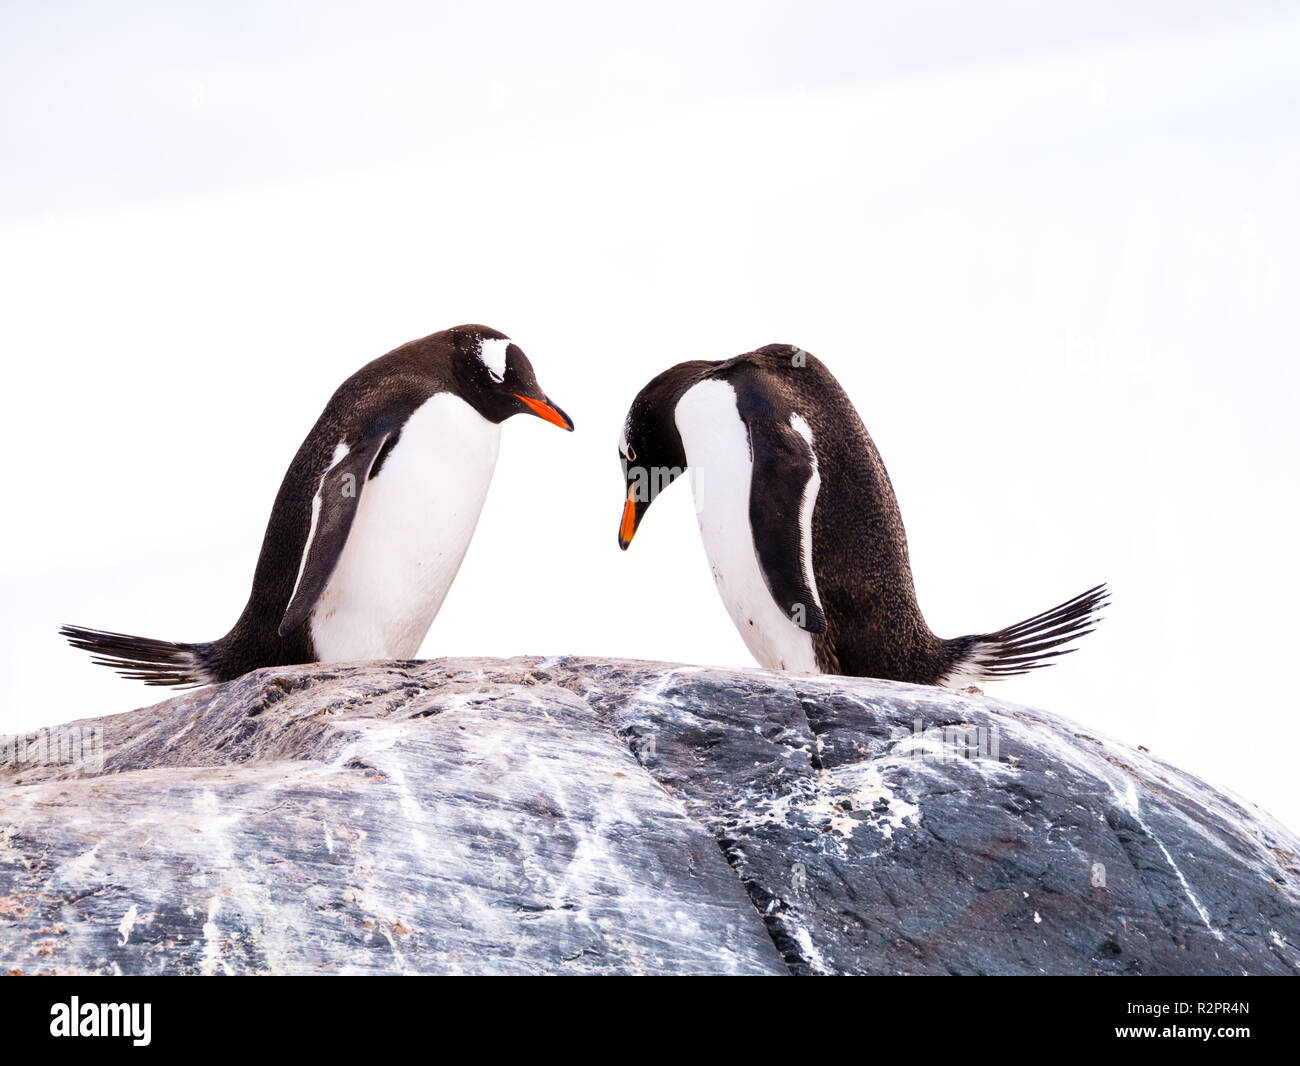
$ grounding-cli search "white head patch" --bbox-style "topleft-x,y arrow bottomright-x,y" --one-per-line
478,337 -> 510,379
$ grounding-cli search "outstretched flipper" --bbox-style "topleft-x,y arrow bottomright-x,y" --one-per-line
279,424 -> 396,636
746,413 -> 827,634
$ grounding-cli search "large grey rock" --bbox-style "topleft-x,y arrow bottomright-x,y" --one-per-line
1,656 -> 1297,975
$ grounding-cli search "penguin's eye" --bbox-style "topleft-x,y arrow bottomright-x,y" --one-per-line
487,369 -> 504,384
625,444 -> 637,462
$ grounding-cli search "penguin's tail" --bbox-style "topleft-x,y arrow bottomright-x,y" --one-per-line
59,625 -> 214,689
940,583 -> 1109,687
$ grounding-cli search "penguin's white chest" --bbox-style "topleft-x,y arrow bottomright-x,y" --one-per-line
674,379 -> 819,674
310,393 -> 501,661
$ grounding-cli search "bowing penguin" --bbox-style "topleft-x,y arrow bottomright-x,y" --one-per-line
616,344 -> 1105,685
64,324 -> 573,686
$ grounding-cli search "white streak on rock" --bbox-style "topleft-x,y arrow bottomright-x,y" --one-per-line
200,897 -> 224,976
1122,780 -> 1224,942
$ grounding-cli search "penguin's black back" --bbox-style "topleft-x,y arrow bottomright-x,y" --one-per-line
712,345 -> 949,682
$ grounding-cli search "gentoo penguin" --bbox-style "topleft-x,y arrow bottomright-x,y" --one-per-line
616,344 -> 1107,686
63,324 -> 573,687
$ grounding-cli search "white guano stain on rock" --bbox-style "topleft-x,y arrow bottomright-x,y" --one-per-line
116,903 -> 151,945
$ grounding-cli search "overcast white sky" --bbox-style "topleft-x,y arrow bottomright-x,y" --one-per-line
3,2 -> 1298,830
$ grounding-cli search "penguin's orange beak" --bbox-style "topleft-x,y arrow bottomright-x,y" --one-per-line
618,489 -> 640,550
514,394 -> 574,431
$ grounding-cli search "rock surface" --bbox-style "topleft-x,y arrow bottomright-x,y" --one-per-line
1,656 -> 1298,975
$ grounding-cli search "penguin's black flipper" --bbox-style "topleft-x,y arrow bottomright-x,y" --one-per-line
279,425 -> 395,637
746,416 -> 827,634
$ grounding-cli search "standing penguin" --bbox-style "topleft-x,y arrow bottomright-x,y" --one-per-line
616,344 -> 1106,686
63,324 -> 573,687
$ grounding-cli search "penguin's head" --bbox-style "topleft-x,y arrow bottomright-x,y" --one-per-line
452,326 -> 574,431
617,361 -> 713,549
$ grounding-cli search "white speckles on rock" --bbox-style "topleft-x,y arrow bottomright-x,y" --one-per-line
729,762 -> 919,846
